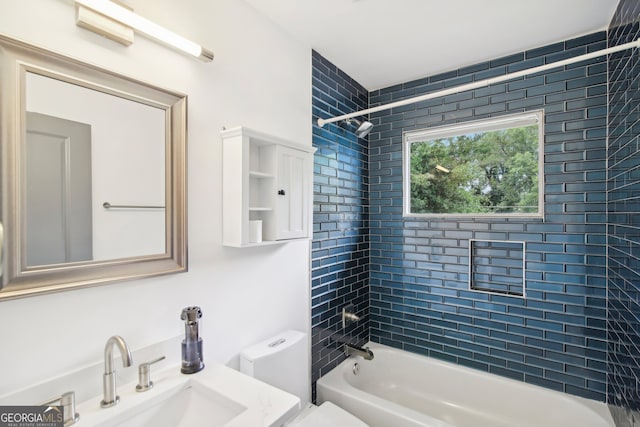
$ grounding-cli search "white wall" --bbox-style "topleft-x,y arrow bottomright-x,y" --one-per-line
0,0 -> 311,401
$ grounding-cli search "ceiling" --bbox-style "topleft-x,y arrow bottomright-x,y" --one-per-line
245,0 -> 620,91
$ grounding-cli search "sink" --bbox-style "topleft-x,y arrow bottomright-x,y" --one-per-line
76,363 -> 299,427
96,379 -> 246,427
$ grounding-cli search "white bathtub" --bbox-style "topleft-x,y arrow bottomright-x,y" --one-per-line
317,342 -> 614,427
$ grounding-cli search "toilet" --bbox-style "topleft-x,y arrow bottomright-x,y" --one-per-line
240,330 -> 369,427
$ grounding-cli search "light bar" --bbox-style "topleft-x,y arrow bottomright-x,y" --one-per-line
75,0 -> 213,62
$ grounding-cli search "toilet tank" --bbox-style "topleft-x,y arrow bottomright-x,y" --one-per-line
240,330 -> 308,404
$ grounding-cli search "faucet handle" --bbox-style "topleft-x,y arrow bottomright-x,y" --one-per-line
342,303 -> 361,329
41,391 -> 80,426
136,356 -> 166,392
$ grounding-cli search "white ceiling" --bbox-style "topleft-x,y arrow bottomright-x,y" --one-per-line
245,0 -> 620,91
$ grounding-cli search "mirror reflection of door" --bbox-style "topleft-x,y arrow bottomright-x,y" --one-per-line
25,112 -> 92,266
26,71 -> 166,264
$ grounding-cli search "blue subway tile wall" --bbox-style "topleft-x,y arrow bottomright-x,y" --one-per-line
607,0 -> 640,424
311,50 -> 369,401
367,33 -> 608,401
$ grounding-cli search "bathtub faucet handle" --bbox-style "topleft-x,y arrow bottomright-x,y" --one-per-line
342,304 -> 361,329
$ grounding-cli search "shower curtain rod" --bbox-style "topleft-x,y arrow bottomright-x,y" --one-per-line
316,39 -> 640,128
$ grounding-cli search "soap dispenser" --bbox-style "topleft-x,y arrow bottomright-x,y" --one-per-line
181,306 -> 205,374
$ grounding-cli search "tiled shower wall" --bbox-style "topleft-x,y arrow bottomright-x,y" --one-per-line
311,5 -> 640,412
607,0 -> 640,424
368,32 -> 609,401
311,51 -> 369,400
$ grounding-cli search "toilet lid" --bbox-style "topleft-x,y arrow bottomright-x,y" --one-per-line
289,402 -> 369,427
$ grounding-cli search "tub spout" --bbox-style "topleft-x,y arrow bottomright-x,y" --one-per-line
345,343 -> 374,360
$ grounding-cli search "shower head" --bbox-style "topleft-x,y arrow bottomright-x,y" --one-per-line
344,118 -> 374,138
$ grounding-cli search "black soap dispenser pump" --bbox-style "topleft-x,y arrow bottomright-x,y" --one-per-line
181,306 -> 205,374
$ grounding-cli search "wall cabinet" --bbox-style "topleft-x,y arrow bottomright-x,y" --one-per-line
221,126 -> 315,247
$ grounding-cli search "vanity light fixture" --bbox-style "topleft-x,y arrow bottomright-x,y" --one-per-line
75,0 -> 214,62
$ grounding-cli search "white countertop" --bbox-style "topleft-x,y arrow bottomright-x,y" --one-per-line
75,361 -> 300,427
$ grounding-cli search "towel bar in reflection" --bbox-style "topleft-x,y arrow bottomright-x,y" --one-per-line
102,202 -> 165,209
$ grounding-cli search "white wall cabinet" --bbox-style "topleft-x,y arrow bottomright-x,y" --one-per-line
221,126 -> 315,247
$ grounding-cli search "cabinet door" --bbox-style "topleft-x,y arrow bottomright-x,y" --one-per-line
274,146 -> 310,240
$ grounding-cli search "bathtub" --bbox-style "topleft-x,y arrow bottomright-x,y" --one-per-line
316,342 -> 614,427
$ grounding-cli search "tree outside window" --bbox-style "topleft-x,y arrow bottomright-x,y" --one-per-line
404,111 -> 543,216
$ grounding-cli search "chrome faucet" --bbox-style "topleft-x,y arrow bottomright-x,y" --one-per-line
136,356 -> 166,392
345,343 -> 374,360
100,335 -> 133,408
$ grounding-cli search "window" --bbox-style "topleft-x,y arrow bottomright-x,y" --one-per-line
403,111 -> 543,217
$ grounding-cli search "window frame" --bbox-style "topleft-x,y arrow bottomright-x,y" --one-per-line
402,110 -> 545,218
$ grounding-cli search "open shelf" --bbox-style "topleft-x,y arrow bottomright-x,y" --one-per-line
221,126 -> 316,247
229,240 -> 288,248
249,171 -> 274,179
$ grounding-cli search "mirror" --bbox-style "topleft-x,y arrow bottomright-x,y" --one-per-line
0,35 -> 187,300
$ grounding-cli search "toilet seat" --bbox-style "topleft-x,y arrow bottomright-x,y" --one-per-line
287,402 -> 369,427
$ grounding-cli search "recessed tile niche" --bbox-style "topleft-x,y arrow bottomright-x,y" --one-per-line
469,239 -> 525,297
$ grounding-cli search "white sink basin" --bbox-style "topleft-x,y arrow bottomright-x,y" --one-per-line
96,378 -> 245,427
76,363 -> 299,427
